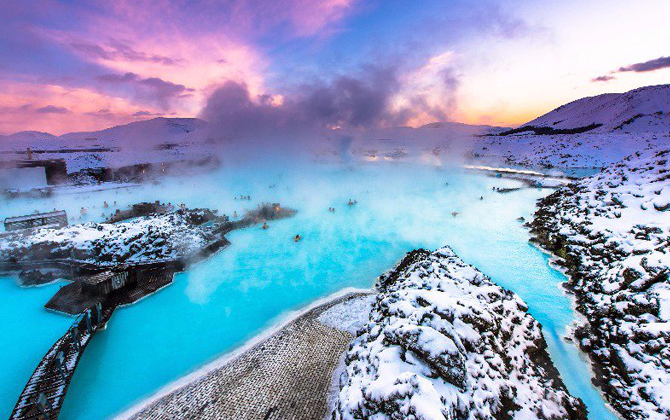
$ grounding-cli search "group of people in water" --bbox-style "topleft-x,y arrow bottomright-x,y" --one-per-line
236,195 -> 251,201
260,198 -> 360,242
259,222 -> 301,242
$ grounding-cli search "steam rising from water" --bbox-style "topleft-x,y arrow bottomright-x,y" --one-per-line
198,65 -> 466,167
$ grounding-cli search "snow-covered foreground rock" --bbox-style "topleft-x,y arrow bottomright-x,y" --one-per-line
333,247 -> 587,420
0,209 -> 221,266
530,147 -> 670,420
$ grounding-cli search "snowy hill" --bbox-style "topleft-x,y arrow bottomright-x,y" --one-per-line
472,131 -> 668,170
0,131 -> 58,144
521,85 -> 670,134
0,118 -> 216,174
59,118 -> 210,149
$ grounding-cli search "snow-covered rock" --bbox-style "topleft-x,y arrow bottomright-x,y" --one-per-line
333,247 -> 587,420
472,131 -> 669,171
525,84 -> 670,133
530,147 -> 670,420
0,209 -> 222,266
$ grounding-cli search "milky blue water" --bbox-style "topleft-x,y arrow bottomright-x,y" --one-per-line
0,162 -> 618,420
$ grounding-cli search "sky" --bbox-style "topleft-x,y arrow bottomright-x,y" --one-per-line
0,0 -> 669,135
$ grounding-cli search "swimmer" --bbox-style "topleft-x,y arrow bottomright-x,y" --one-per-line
451,211 -> 459,217
294,234 -> 302,242
262,222 -> 269,230
348,199 -> 353,206
103,201 -> 109,208
233,211 -> 238,218
479,196 -> 483,200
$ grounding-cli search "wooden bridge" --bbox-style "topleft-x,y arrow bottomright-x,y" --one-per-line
10,267 -> 176,420
10,302 -> 113,420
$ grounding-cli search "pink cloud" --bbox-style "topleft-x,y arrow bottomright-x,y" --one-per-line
1,0 -> 362,134
0,81 -> 170,135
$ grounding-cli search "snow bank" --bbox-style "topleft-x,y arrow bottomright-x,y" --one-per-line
473,131 -> 669,170
332,247 -> 587,420
530,146 -> 670,420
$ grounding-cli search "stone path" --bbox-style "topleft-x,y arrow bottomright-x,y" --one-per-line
127,293 -> 369,420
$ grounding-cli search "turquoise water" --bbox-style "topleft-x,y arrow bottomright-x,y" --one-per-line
0,162 -> 618,420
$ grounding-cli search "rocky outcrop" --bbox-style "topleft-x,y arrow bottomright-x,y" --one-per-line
0,209 -> 226,267
333,247 -> 587,420
530,147 -> 670,420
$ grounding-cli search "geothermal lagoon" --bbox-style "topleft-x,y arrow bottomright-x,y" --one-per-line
1,161 -> 618,420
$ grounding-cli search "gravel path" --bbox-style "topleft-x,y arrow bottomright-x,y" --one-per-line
125,292 -> 370,420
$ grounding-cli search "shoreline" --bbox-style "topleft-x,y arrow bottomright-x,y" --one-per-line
114,287 -> 372,420
527,239 -> 623,420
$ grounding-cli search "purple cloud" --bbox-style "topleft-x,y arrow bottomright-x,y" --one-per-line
592,75 -> 615,82
71,40 -> 184,66
132,111 -> 155,117
36,105 -> 71,114
618,56 -> 670,73
96,72 -> 194,109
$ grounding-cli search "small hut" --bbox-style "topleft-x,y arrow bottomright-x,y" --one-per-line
81,271 -> 130,295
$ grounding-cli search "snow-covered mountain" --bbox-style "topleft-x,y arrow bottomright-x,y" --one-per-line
0,131 -> 59,144
0,118 -> 217,174
59,117 -> 209,149
0,118 -> 210,152
522,84 -> 670,133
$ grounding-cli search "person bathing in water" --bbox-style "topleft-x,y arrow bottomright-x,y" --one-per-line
294,234 -> 302,242
262,222 -> 269,229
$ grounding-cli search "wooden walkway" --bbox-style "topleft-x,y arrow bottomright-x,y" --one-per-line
10,303 -> 114,420
10,268 -> 176,420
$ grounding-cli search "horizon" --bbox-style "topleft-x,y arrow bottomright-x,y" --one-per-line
3,82 -> 668,137
2,0 -> 670,136
1,3 -> 669,419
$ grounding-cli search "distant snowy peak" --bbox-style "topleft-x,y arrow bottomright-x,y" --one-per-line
0,118 -> 212,153
0,131 -> 58,143
59,117 -> 210,146
523,84 -> 670,133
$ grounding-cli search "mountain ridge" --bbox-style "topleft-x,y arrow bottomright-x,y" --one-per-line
521,84 -> 670,133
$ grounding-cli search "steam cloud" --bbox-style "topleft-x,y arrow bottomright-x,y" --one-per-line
200,67 -> 458,141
